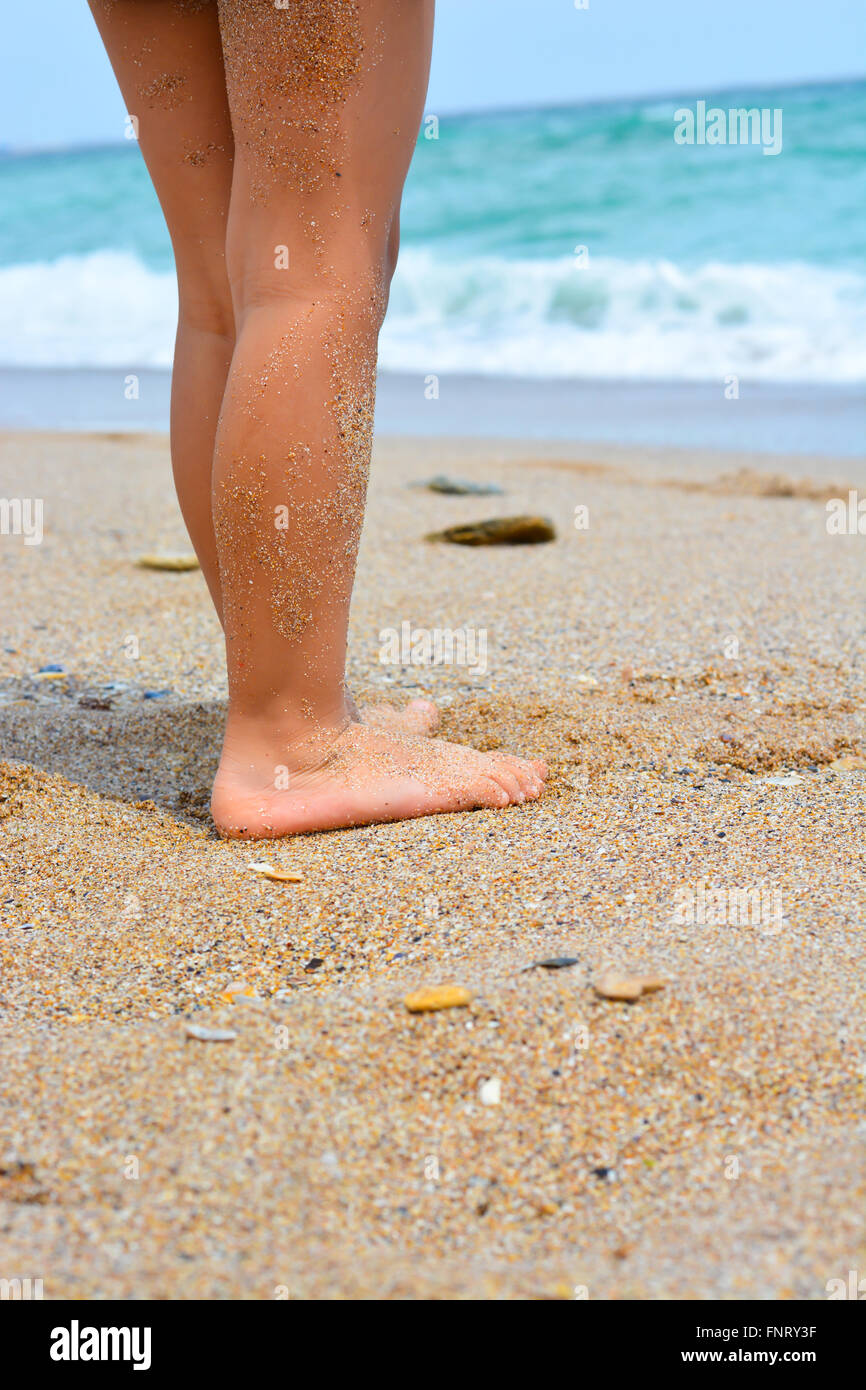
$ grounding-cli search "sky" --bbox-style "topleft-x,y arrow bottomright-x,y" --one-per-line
1,0 -> 863,149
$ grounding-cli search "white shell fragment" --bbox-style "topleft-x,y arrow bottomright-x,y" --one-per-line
184,1025 -> 237,1043
479,1078 -> 501,1106
246,861 -> 303,883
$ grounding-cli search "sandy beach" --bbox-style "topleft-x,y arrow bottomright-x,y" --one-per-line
1,427 -> 864,1300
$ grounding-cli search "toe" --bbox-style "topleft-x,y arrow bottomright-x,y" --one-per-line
484,777 -> 512,808
405,697 -> 440,734
487,757 -> 526,804
498,755 -> 542,799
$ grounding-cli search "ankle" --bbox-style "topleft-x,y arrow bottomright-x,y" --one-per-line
222,696 -> 352,764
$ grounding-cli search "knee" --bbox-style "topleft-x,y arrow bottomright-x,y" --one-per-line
177,278 -> 236,341
176,242 -> 235,340
230,240 -> 392,334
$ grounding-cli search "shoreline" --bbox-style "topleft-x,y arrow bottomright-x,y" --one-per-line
0,366 -> 863,457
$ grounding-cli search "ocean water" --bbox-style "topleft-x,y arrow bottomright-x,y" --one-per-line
0,80 -> 864,383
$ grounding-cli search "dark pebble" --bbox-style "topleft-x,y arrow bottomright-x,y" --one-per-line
426,515 -> 556,546
526,956 -> 581,971
304,958 -> 325,972
37,664 -> 64,674
418,474 -> 505,496
143,689 -> 172,700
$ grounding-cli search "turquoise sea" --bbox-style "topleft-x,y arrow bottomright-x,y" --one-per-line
0,79 -> 863,383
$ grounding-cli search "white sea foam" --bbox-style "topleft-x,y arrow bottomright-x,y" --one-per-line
0,247 -> 863,383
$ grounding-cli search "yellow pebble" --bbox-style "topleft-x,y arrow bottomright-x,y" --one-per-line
137,553 -> 200,571
404,985 -> 471,1013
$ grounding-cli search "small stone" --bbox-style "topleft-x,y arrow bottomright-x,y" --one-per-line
426,515 -> 556,546
828,755 -> 866,772
756,773 -> 804,786
32,670 -> 68,682
594,971 -> 665,1002
37,664 -> 64,673
637,975 -> 665,994
78,696 -> 113,710
304,958 -> 325,972
404,985 -> 472,1013
595,972 -> 643,1001
418,475 -> 504,496
143,689 -> 172,700
526,956 -> 581,971
184,1025 -> 237,1043
137,553 -> 200,571
479,1078 -> 501,1105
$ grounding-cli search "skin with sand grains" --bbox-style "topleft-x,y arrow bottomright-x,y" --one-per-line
88,0 -> 547,837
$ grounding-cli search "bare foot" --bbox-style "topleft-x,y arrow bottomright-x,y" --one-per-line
211,720 -> 547,839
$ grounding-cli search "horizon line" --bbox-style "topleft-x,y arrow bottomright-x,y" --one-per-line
0,71 -> 862,158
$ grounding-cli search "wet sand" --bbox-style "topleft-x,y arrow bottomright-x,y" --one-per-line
0,428 -> 864,1299
2,368 -> 864,457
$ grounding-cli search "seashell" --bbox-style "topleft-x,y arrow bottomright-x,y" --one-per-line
246,861 -> 303,883
219,981 -> 258,1004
